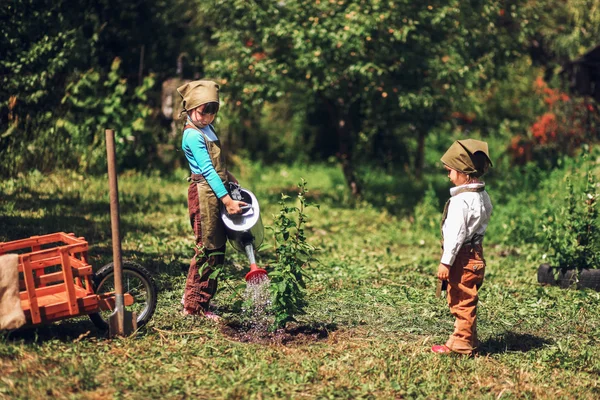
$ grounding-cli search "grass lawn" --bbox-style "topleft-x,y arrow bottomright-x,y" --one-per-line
1,165 -> 599,399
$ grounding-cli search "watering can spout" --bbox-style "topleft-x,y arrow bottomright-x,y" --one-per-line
245,264 -> 268,282
243,242 -> 268,282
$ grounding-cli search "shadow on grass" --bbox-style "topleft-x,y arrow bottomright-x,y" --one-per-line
0,184 -> 183,244
0,215 -> 111,245
1,317 -> 108,345
260,179 -> 434,216
1,317 -> 161,346
479,332 -> 552,355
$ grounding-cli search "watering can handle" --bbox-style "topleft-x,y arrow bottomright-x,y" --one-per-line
240,205 -> 253,216
227,204 -> 253,216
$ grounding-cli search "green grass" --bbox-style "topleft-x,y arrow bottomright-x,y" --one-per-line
1,164 -> 600,399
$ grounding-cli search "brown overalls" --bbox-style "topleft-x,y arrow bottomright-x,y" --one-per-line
183,123 -> 228,313
441,188 -> 486,354
445,244 -> 485,354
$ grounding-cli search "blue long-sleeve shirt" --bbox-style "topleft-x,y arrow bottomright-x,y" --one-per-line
182,122 -> 228,199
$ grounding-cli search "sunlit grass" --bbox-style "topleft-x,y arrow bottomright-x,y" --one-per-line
1,164 -> 600,399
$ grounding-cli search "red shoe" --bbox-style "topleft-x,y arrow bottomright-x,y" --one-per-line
203,311 -> 222,322
183,308 -> 221,322
182,307 -> 199,316
431,344 -> 453,354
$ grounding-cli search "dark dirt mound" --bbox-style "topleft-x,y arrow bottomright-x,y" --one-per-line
221,321 -> 336,345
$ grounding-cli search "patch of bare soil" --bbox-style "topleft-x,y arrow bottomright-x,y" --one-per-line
221,321 -> 336,345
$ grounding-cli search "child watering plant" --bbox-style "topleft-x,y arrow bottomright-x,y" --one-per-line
432,139 -> 493,355
177,80 -> 247,320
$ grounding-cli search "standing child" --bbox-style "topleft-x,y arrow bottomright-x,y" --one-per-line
177,80 -> 247,320
432,139 -> 493,355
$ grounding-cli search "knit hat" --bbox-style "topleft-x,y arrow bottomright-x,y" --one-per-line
441,139 -> 492,178
177,80 -> 219,115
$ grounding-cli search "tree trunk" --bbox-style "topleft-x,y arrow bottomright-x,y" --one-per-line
414,130 -> 426,179
323,97 -> 361,197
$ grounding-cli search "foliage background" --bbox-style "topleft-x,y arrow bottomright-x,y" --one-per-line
3,0 -> 599,183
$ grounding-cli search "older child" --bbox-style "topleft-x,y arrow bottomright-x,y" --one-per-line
177,80 -> 246,320
432,139 -> 493,355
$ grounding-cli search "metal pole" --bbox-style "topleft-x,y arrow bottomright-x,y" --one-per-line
105,129 -> 125,335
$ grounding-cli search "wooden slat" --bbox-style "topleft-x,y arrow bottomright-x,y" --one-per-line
24,255 -> 61,270
1,234 -> 88,260
57,232 -> 86,245
60,248 -> 79,316
74,265 -> 93,278
27,243 -> 88,263
21,284 -> 93,309
17,260 -> 92,279
20,264 -> 92,290
40,295 -> 100,322
69,256 -> 92,271
97,293 -> 134,311
13,247 -> 89,272
21,255 -> 41,324
21,294 -> 100,324
0,233 -> 66,252
35,272 -> 64,286
37,265 -> 93,284
83,275 -> 95,296
29,283 -> 68,299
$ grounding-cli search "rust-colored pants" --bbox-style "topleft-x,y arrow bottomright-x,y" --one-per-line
445,244 -> 485,354
184,183 -> 225,313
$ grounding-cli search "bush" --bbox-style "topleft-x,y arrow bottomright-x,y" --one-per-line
58,58 -> 155,173
507,76 -> 600,169
541,153 -> 600,269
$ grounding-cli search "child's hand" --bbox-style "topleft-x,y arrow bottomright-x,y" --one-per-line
226,200 -> 248,215
222,195 -> 248,215
437,263 -> 450,280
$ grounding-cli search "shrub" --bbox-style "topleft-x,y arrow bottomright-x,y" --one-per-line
508,76 -> 600,169
541,153 -> 600,269
58,57 -> 155,173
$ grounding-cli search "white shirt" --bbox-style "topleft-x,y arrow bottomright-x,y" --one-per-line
441,182 -> 493,266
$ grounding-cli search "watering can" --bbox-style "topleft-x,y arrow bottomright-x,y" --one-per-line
221,183 -> 268,282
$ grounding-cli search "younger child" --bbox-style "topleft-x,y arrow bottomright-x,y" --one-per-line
432,139 -> 493,355
177,80 -> 247,320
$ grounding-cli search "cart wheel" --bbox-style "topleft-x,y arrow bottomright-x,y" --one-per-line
89,260 -> 158,331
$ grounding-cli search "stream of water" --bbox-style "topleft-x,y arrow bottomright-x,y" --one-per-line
242,275 -> 272,339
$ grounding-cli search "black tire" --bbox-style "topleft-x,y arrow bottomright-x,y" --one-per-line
558,268 -> 577,289
577,268 -> 600,291
537,263 -> 556,285
89,260 -> 158,331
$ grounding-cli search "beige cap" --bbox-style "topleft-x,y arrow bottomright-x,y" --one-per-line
177,80 -> 219,113
441,139 -> 492,177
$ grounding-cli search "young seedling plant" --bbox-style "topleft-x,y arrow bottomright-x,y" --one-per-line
268,179 -> 319,330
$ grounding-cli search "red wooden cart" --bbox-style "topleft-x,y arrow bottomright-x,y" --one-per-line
0,232 -> 156,330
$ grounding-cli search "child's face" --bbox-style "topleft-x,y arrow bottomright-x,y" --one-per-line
444,166 -> 469,186
190,103 -> 218,127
